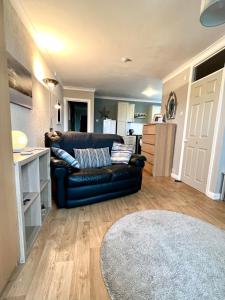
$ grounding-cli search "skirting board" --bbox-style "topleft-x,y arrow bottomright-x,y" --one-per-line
171,173 -> 222,200
171,173 -> 181,181
206,191 -> 221,201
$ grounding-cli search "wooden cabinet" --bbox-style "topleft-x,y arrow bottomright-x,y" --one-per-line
142,123 -> 176,176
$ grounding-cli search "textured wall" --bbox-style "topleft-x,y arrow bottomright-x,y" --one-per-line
4,1 -> 63,147
161,68 -> 190,176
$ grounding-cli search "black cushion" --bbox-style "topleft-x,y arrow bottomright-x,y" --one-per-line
103,164 -> 141,182
68,168 -> 112,187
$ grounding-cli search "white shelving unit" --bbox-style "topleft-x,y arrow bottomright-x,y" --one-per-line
13,148 -> 51,263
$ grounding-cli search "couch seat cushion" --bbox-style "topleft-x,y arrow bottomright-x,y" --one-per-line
103,164 -> 141,182
68,168 -> 112,187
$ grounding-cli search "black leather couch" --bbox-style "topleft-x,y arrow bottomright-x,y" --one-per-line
45,131 -> 146,208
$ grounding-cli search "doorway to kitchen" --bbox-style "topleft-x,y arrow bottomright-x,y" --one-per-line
68,101 -> 87,132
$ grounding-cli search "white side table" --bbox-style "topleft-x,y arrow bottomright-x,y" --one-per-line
14,148 -> 51,263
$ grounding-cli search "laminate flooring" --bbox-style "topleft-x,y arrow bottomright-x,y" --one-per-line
2,174 -> 225,299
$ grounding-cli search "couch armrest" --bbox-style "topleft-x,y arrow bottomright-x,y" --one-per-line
129,154 -> 146,168
51,157 -> 76,174
50,157 -> 78,208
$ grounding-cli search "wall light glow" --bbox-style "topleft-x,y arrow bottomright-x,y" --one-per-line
36,32 -> 65,53
33,56 -> 45,82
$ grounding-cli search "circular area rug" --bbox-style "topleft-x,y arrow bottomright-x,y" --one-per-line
101,210 -> 225,300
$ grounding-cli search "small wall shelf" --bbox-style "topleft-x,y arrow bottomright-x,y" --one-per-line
14,148 -> 51,263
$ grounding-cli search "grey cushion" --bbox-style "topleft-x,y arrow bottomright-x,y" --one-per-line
74,147 -> 111,169
111,142 -> 133,164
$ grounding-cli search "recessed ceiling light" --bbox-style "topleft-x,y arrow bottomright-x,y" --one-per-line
142,87 -> 159,97
121,57 -> 132,63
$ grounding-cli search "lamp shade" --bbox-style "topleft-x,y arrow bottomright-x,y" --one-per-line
12,130 -> 28,152
200,0 -> 225,27
54,102 -> 61,109
43,78 -> 59,88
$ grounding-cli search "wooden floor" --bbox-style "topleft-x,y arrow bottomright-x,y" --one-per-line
2,174 -> 225,300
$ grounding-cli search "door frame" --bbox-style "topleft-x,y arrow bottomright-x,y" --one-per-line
180,68 -> 225,199
205,68 -> 225,199
64,97 -> 92,132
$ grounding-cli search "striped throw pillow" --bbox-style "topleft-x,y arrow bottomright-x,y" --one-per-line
51,147 -> 80,169
111,142 -> 133,164
74,147 -> 112,169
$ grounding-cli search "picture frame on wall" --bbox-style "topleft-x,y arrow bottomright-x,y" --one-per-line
7,53 -> 33,109
153,113 -> 164,123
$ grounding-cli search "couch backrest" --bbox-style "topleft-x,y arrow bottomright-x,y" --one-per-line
45,131 -> 124,155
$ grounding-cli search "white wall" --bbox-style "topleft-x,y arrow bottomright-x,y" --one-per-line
0,0 -> 18,292
161,68 -> 190,177
4,0 -> 63,147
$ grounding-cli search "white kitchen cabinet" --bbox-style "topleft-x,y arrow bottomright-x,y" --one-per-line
127,104 -> 135,123
117,102 -> 135,135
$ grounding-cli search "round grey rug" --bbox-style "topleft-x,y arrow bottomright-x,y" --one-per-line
101,210 -> 225,300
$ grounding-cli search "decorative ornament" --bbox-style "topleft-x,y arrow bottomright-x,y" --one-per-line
166,92 -> 177,119
99,106 -> 110,119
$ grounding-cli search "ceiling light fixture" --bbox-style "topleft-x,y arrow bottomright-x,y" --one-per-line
200,0 -> 225,27
142,87 -> 159,97
121,57 -> 132,63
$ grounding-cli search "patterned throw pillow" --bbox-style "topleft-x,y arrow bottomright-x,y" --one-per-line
51,147 -> 80,169
74,147 -> 111,169
111,142 -> 133,164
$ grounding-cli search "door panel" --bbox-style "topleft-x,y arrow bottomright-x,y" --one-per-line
182,70 -> 222,192
200,100 -> 213,137
206,79 -> 217,94
184,147 -> 194,178
195,148 -> 206,182
189,104 -> 200,137
194,85 -> 202,97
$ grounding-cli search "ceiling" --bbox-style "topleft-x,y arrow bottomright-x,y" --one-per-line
15,0 -> 225,101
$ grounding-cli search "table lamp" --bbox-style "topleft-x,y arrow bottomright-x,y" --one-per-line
12,130 -> 28,152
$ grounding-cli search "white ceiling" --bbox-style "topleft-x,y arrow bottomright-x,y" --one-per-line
16,0 -> 225,101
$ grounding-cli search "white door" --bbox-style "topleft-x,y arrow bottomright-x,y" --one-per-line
182,69 -> 222,192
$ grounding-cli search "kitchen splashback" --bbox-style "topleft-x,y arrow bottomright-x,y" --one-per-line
127,122 -> 146,135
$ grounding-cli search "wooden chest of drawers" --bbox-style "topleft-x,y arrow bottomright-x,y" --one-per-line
141,123 -> 176,176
